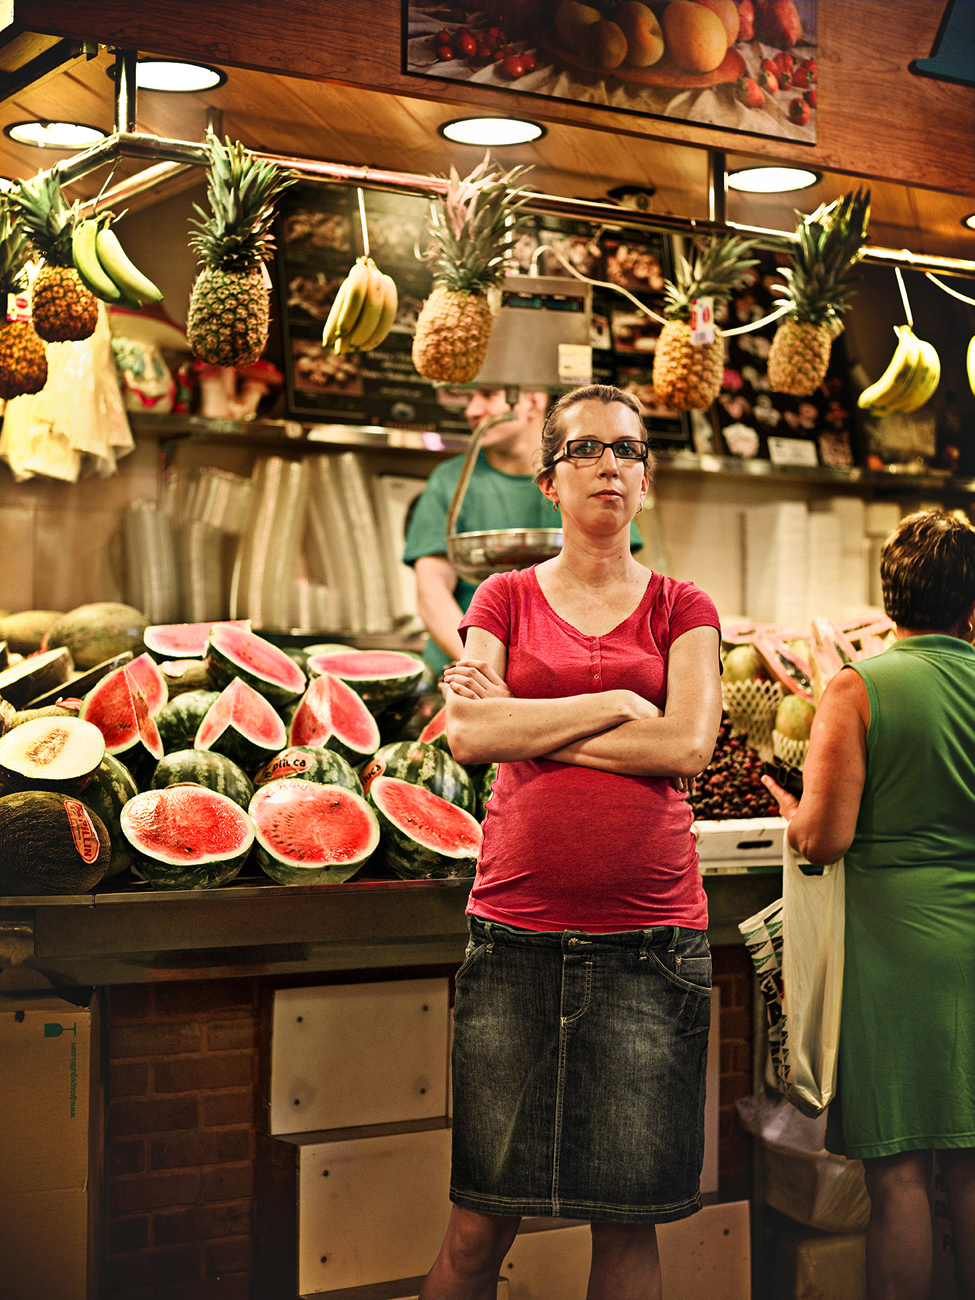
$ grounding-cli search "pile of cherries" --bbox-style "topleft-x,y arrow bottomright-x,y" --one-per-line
689,716 -> 779,820
431,24 -> 537,78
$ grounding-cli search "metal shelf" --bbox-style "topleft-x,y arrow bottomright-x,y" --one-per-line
655,450 -> 975,493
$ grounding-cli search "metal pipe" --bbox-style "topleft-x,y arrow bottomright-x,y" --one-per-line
77,160 -> 194,217
113,49 -> 137,134
45,127 -> 975,280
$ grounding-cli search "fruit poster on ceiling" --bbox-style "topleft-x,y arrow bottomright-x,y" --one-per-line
276,182 -> 692,446
402,1 -> 817,143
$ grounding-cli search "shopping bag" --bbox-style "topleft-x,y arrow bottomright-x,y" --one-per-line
739,831 -> 845,1118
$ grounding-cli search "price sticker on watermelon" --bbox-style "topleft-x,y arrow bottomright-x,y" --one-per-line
690,296 -> 714,345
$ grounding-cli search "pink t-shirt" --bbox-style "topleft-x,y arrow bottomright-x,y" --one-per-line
458,567 -> 720,933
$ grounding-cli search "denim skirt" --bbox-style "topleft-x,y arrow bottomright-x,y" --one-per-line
450,915 -> 712,1224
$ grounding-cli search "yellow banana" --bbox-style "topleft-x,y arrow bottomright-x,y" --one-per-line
345,261 -> 387,349
333,258 -> 371,345
358,273 -> 398,352
967,335 -> 975,397
898,338 -> 940,413
321,277 -> 351,349
857,326 -> 923,416
95,225 -> 164,305
72,217 -> 123,303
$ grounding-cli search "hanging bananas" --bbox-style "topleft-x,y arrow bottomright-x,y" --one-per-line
857,325 -> 941,417
322,256 -> 398,354
71,214 -> 164,308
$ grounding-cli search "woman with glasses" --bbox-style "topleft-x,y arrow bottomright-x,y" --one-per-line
417,385 -> 723,1300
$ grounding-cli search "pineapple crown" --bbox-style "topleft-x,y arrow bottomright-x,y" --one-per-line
8,169 -> 78,268
421,155 -> 534,294
189,133 -> 297,274
0,197 -> 32,296
663,235 -> 759,321
773,188 -> 872,324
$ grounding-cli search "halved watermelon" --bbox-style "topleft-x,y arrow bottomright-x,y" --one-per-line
360,740 -> 474,812
151,749 -> 255,810
144,619 -> 252,660
288,673 -> 380,765
306,650 -> 423,712
80,754 -> 139,878
205,625 -> 306,707
253,746 -> 362,795
368,775 -> 480,879
418,706 -> 450,752
194,677 -> 287,773
80,665 -> 164,779
120,785 -> 255,890
126,652 -> 169,715
155,690 -> 221,753
0,715 -> 105,794
249,778 -> 379,885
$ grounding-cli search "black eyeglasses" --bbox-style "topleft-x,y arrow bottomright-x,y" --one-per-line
555,438 -> 650,464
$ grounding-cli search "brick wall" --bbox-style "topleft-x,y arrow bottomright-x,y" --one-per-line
105,958 -> 754,1298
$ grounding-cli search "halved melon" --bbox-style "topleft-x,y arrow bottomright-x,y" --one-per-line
288,673 -> 380,765
195,677 -> 287,772
126,652 -> 169,715
79,665 -> 164,778
0,646 -> 73,709
0,715 -> 105,794
368,775 -> 481,880
249,778 -> 379,886
144,619 -> 252,660
120,785 -> 255,890
205,625 -> 305,707
306,650 -> 423,712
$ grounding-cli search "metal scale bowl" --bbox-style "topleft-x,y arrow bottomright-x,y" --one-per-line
445,409 -> 562,583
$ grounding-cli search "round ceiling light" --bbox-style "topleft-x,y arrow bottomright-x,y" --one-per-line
726,166 -> 822,193
107,59 -> 227,93
962,213 -> 975,230
6,121 -> 107,149
439,118 -> 545,146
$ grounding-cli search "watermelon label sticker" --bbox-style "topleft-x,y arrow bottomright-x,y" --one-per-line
264,754 -> 310,781
64,799 -> 101,863
359,757 -> 385,796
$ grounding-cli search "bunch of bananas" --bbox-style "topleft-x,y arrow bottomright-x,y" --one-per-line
72,215 -> 164,308
322,256 -> 398,354
857,325 -> 941,417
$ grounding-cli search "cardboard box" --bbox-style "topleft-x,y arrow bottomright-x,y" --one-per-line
0,993 -> 97,1300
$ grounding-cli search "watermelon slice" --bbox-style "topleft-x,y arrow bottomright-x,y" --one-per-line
418,705 -> 450,752
126,652 -> 169,715
253,746 -> 362,795
120,785 -> 255,890
151,749 -> 255,810
368,775 -> 481,879
195,677 -> 287,773
144,619 -> 252,660
306,650 -> 423,712
80,665 -> 164,778
205,625 -> 306,708
249,778 -> 380,885
288,673 -> 380,765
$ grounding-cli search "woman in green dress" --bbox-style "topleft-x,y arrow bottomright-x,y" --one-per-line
764,509 -> 975,1300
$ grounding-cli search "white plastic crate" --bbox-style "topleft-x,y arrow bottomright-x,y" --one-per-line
694,817 -> 786,872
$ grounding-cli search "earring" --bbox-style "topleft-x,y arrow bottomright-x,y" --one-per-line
636,497 -> 644,514
552,500 -> 560,512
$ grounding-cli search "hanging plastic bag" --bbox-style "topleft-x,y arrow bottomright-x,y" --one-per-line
740,829 -> 845,1118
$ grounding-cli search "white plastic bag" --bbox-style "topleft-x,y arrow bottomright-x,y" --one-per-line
740,830 -> 845,1118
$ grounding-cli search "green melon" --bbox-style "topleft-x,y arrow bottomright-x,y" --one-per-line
253,746 -> 362,795
367,775 -> 480,880
468,762 -> 499,820
154,690 -> 221,753
0,610 -> 64,655
151,749 -> 255,810
0,789 -> 111,894
44,603 -> 149,671
360,740 -> 474,812
80,754 -> 139,878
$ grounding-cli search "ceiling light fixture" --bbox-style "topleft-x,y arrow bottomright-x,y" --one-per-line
107,59 -> 227,93
5,121 -> 108,149
726,165 -> 822,193
962,213 -> 975,230
439,118 -> 545,147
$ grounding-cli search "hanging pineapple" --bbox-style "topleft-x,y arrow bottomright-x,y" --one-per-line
412,157 -> 533,385
651,235 -> 758,411
8,171 -> 98,342
766,189 -> 871,397
0,197 -> 47,399
187,134 -> 296,368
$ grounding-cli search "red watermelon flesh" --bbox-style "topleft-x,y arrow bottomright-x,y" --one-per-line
207,625 -> 305,700
250,779 -> 379,870
418,708 -> 448,745
126,652 -> 169,715
144,619 -> 251,659
80,665 -> 164,762
371,776 -> 481,855
306,650 -> 417,681
195,678 -> 287,753
289,674 -> 380,757
122,786 -> 254,865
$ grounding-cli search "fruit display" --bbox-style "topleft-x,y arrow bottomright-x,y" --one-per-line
651,235 -> 758,410
8,171 -> 99,342
689,716 -> 779,820
412,156 -> 533,384
187,133 -> 296,368
767,189 -> 872,397
71,212 -> 163,308
0,196 -> 47,399
321,255 -> 398,354
857,324 -> 941,418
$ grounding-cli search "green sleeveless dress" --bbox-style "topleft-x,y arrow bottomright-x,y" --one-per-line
827,635 -> 975,1159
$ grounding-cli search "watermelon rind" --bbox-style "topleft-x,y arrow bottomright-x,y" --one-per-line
151,749 -> 255,810
368,775 -> 480,880
126,652 -> 169,715
205,625 -> 306,708
79,754 -> 139,878
120,786 -> 255,890
144,619 -> 252,661
306,650 -> 423,712
79,664 -> 164,780
155,690 -> 221,753
253,746 -> 362,795
248,779 -> 380,886
0,715 -> 106,794
360,740 -> 474,813
194,677 -> 287,773
288,673 -> 380,766
45,602 -> 149,671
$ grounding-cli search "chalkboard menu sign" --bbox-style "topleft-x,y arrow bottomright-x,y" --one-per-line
275,182 -> 693,445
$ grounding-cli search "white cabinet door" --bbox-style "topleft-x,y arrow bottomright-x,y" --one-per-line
271,978 -> 449,1134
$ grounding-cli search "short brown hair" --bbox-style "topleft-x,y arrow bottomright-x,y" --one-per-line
533,384 -> 656,486
880,509 -> 975,630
